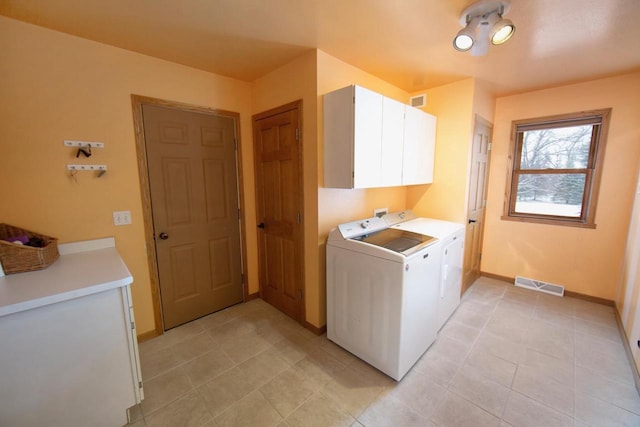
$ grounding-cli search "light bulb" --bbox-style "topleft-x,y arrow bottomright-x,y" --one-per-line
490,18 -> 515,45
454,34 -> 474,51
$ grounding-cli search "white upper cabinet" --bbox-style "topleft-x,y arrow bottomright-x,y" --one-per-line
323,84 -> 436,189
402,106 -> 436,185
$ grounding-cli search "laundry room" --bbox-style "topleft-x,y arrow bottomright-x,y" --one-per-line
1,1 -> 640,425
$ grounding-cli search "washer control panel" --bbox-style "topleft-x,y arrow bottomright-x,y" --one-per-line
383,210 -> 417,226
337,217 -> 387,239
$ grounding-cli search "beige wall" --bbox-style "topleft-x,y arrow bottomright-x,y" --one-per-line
472,80 -> 496,128
407,79 -> 475,223
316,50 -> 411,326
250,49 -> 418,328
0,17 -> 253,335
11,11 -> 637,341
483,72 -> 640,300
250,50 -> 320,325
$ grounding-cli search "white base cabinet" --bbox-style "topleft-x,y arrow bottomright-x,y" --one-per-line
0,238 -> 142,427
323,84 -> 436,189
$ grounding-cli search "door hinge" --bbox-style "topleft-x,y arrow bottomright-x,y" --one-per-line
298,289 -> 303,300
130,321 -> 135,331
487,142 -> 492,151
139,381 -> 143,389
241,273 -> 245,284
238,208 -> 241,220
297,212 -> 302,224
234,137 -> 238,150
295,128 -> 300,141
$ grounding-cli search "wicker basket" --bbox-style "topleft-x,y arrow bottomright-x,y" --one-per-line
0,224 -> 59,274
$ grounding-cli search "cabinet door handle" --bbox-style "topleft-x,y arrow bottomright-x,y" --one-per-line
468,219 -> 477,224
257,222 -> 265,229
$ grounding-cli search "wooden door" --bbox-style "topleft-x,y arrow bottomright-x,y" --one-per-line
142,104 -> 243,330
463,116 -> 492,293
253,101 -> 304,323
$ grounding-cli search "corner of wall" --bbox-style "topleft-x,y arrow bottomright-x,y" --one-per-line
407,78 -> 476,223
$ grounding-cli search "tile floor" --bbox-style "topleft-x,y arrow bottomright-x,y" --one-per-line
128,277 -> 640,427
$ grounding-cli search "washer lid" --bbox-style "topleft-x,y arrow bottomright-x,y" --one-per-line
352,228 -> 437,256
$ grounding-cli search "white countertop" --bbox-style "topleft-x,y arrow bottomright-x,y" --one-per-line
0,237 -> 133,317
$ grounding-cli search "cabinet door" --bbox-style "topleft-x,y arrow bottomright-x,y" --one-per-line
324,85 -> 356,188
353,86 -> 384,188
402,107 -> 436,185
380,97 -> 405,187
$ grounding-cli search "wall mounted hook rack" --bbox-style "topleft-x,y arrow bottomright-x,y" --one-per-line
67,164 -> 107,172
64,140 -> 105,149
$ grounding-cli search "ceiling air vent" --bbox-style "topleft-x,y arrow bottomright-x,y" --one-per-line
409,94 -> 426,108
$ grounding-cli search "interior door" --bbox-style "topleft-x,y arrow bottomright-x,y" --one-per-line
463,116 -> 492,293
142,104 -> 243,330
252,101 -> 304,323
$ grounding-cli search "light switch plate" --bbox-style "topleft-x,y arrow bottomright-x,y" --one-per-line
113,210 -> 132,226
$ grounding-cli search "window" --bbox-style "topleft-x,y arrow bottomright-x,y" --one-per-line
503,109 -> 611,228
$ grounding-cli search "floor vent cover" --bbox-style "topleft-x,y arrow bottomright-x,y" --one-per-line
514,276 -> 564,297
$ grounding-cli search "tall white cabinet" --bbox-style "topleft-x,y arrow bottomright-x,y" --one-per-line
323,84 -> 436,189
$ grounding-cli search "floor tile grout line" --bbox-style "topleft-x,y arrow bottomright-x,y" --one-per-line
442,285 -> 509,422
141,313 -> 298,421
134,280 -> 639,427
463,282 -> 581,424
446,387 -> 507,423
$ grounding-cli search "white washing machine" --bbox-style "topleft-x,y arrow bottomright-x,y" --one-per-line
384,210 -> 465,331
326,216 -> 442,381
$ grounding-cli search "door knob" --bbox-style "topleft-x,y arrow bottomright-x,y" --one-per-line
257,222 -> 265,229
468,219 -> 477,224
158,232 -> 169,240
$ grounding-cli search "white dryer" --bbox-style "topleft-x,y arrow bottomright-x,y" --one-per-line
384,210 -> 465,331
326,216 -> 442,381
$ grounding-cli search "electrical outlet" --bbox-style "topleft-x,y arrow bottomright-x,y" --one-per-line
113,210 -> 132,226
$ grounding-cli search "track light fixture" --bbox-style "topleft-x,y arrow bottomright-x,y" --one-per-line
453,0 -> 515,56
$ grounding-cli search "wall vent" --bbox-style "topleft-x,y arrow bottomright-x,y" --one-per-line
410,94 -> 426,108
515,276 -> 564,297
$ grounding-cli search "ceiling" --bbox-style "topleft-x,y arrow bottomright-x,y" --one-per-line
2,0 -> 640,95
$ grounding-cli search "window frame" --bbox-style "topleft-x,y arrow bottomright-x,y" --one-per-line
502,109 -> 611,228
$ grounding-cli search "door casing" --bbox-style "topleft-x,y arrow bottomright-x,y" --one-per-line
131,95 -> 249,337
